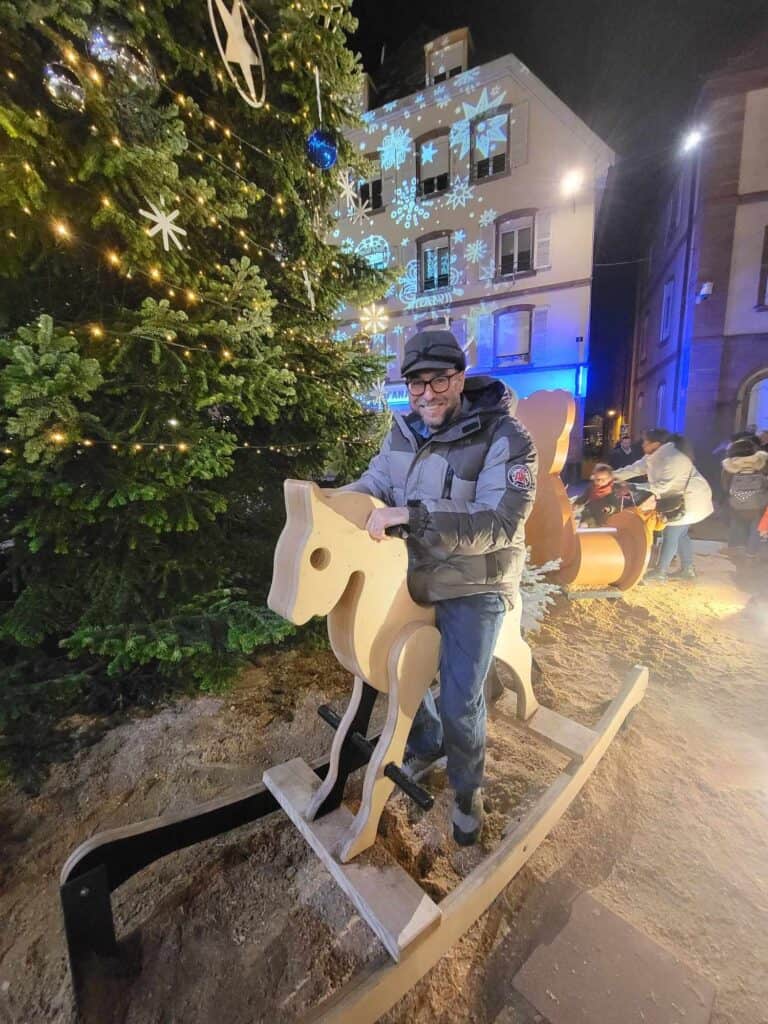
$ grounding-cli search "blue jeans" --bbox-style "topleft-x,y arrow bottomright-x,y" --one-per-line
406,593 -> 506,796
728,513 -> 762,555
658,524 -> 693,573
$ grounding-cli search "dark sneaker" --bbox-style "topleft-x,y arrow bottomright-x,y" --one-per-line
401,750 -> 446,783
642,569 -> 669,584
452,789 -> 484,846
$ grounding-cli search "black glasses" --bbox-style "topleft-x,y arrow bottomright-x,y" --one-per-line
406,371 -> 460,396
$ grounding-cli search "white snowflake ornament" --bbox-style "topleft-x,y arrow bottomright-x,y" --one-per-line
139,201 -> 188,252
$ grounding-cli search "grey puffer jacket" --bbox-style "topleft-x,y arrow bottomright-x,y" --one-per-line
344,376 -> 538,605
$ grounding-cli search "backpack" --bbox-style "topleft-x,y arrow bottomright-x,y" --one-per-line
728,471 -> 768,512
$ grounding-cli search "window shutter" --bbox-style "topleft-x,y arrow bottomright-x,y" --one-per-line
531,307 -> 548,359
508,101 -> 529,168
381,168 -> 396,208
534,211 -> 551,269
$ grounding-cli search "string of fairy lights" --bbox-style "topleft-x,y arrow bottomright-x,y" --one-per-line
1,6 -> 382,463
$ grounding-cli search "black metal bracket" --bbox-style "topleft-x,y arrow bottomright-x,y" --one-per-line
317,702 -> 434,811
60,717 -> 381,1014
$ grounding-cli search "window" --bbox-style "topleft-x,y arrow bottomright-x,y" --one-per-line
655,383 -> 666,427
418,234 -> 451,292
660,278 -> 674,341
639,313 -> 648,362
746,373 -> 768,431
426,37 -> 467,85
417,133 -> 450,197
493,306 -> 532,364
497,215 -> 533,276
636,391 -> 645,422
758,226 -> 768,308
471,109 -> 509,180
666,179 -> 683,241
358,155 -> 383,212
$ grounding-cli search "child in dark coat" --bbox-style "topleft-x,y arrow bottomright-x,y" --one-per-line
573,463 -> 635,527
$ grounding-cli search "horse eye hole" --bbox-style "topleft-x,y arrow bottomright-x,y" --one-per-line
309,547 -> 331,570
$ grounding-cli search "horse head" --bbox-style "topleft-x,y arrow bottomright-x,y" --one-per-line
267,480 -> 377,625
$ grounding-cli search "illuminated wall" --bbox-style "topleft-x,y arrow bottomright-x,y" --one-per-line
333,39 -> 614,449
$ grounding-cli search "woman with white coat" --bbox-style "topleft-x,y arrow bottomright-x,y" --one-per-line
613,428 -> 713,582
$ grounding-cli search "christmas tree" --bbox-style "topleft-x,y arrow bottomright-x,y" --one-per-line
0,0 -> 385,748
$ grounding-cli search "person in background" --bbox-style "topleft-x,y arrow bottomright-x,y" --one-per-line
613,428 -> 713,582
610,430 -> 642,470
573,463 -> 634,527
758,503 -> 768,540
721,437 -> 768,558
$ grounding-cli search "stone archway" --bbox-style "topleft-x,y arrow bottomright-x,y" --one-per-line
735,367 -> 768,432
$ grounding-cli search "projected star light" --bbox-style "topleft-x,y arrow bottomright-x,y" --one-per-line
208,0 -> 266,109
139,201 -> 188,251
360,303 -> 389,334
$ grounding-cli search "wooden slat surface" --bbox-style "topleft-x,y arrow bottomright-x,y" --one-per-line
524,704 -> 598,761
263,758 -> 440,961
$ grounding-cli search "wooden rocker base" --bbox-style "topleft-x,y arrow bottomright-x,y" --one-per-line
304,665 -> 648,1023
263,758 -> 441,961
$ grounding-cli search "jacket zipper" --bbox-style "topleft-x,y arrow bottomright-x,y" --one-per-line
442,465 -> 454,499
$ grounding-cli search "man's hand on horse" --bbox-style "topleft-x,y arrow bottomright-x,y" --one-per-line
365,506 -> 410,541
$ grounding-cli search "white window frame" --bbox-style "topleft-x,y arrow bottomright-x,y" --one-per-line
493,306 -> 532,364
655,382 -> 666,427
660,278 -> 674,342
417,132 -> 450,198
497,215 -> 534,276
471,108 -> 509,181
419,234 -> 451,293
358,154 -> 383,212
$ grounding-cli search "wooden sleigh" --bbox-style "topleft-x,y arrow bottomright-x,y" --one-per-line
59,389 -> 649,1023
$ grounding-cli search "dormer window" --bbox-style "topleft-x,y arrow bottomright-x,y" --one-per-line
425,29 -> 470,87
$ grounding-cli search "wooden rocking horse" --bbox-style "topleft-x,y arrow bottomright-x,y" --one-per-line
265,481 -> 536,866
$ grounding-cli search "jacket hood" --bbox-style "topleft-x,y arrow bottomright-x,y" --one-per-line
461,375 -> 518,416
722,450 -> 768,474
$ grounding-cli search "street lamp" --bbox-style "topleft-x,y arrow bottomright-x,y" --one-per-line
560,168 -> 585,198
681,128 -> 704,154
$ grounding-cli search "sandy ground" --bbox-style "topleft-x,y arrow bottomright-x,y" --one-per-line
1,545 -> 767,1024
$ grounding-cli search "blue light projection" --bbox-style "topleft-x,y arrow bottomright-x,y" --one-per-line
390,178 -> 431,229
380,126 -> 412,170
333,67 -> 590,410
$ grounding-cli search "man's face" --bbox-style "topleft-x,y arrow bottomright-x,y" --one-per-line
407,368 -> 465,429
591,470 -> 613,489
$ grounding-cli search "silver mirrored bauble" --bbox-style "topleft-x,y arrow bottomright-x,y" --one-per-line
43,62 -> 85,113
88,26 -> 158,93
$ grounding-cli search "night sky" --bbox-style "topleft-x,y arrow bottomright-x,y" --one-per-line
350,0 -> 768,418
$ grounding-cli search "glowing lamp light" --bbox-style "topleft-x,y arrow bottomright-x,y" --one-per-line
561,168 -> 585,198
682,128 -> 704,153
606,408 -> 617,418
52,220 -> 71,240
360,303 -> 389,335
50,431 -> 66,444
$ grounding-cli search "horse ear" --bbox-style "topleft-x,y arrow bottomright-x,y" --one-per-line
283,479 -> 321,524
516,390 -> 575,476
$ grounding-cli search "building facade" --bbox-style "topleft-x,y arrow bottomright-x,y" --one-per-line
627,42 -> 768,474
332,29 -> 614,451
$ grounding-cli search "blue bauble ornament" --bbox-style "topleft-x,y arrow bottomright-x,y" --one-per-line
306,128 -> 338,170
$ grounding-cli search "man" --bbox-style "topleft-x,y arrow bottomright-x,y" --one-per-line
609,429 -> 642,470
343,329 -> 537,845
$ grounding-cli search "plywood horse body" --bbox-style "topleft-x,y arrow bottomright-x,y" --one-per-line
517,389 -> 651,589
267,481 -> 536,864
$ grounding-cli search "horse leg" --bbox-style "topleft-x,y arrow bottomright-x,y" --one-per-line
306,676 -> 377,821
337,622 -> 441,864
493,598 -> 538,721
